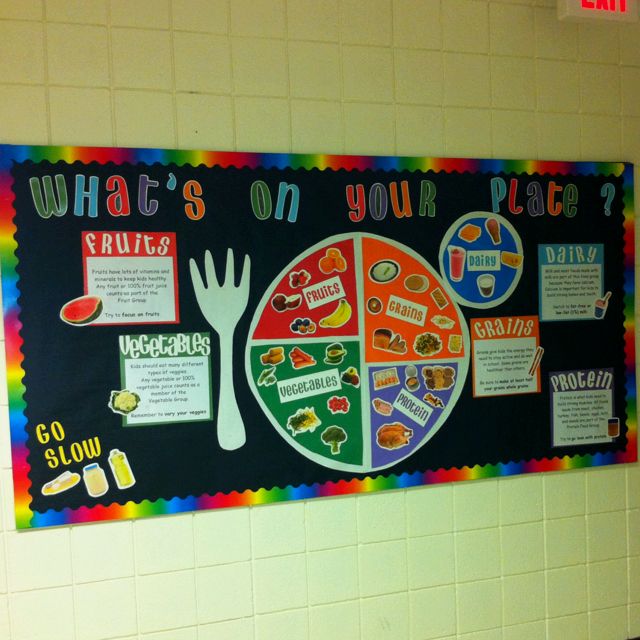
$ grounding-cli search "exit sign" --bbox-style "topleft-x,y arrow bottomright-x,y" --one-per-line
558,0 -> 639,21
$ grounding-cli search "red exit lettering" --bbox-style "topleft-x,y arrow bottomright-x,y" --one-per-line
581,0 -> 627,12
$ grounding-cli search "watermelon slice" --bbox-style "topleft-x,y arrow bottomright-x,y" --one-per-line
60,295 -> 103,326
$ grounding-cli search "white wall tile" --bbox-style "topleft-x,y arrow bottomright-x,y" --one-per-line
46,0 -> 107,23
134,514 -> 195,574
409,585 -> 456,639
307,546 -> 358,605
230,0 -> 285,39
0,534 -> 6,593
0,0 -> 42,20
231,38 -> 288,97
305,496 -> 358,552
195,562 -> 253,623
73,578 -> 138,640
291,99 -> 344,154
395,105 -> 445,157
114,90 -> 176,148
455,528 -> 501,582
442,0 -> 489,54
546,613 -> 588,640
309,600 -> 360,640
234,97 -> 291,151
0,595 -> 9,639
503,620 -> 546,640
490,3 -> 535,57
499,475 -> 543,524
456,578 -> 502,634
407,533 -> 455,589
343,103 -> 396,155
536,59 -> 580,113
71,521 -> 134,583
546,565 -> 588,617
629,509 -> 640,556
360,591 -> 409,640
111,0 -> 170,29
176,93 -> 235,150
255,608 -> 308,640
406,485 -> 453,537
46,23 -> 109,87
503,572 -> 546,626
580,115 -> 622,161
198,618 -> 253,640
588,605 -> 628,640
453,479 -> 498,531
578,22 -> 620,64
49,87 -> 113,147
111,28 -> 173,90
286,0 -> 339,42
491,57 -> 536,112
142,628 -> 198,640
628,465 -> 640,509
587,510 -> 627,562
173,33 -> 232,94
288,41 -> 341,100
193,507 -> 251,566
342,46 -> 394,103
137,570 -> 197,634
545,516 -> 586,569
252,502 -> 306,558
586,466 -> 627,513
536,112 -> 581,160
443,53 -> 491,108
630,556 -> 640,604
445,108 -> 493,158
172,0 -> 229,34
544,471 -> 585,518
534,7 -> 578,61
491,110 -> 538,159
0,22 -> 45,84
6,528 -> 71,591
621,67 -> 640,117
502,521 -> 545,575
0,86 -> 48,145
340,0 -> 392,46
580,64 -> 621,115
588,558 -> 628,610
253,553 -> 307,614
359,539 -> 408,597
9,587 -> 74,640
357,492 -> 407,543
392,0 -> 442,50
394,50 -> 444,106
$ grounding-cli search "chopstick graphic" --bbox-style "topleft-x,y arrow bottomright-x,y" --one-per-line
528,346 -> 544,377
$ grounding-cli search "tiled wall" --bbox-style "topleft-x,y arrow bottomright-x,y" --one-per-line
0,0 -> 638,639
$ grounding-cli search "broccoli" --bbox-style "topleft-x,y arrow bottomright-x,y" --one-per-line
321,426 -> 347,455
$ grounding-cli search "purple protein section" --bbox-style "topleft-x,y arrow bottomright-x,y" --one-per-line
369,362 -> 460,468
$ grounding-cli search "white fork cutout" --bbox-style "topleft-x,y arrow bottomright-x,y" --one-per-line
190,249 -> 251,451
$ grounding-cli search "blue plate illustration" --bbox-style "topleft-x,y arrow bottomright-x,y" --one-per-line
438,212 -> 523,308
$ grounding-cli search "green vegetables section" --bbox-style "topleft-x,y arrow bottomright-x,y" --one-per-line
249,340 -> 364,466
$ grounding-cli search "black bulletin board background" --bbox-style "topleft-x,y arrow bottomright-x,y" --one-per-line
8,159 -> 630,516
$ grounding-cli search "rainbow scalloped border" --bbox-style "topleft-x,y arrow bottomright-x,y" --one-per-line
0,145 -> 635,529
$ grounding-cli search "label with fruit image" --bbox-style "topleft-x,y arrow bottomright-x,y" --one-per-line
246,233 -> 470,472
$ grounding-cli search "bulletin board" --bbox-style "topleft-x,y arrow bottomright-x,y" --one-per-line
0,144 -> 635,529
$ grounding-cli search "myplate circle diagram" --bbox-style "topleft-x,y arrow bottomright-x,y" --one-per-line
439,212 -> 524,309
246,233 -> 470,473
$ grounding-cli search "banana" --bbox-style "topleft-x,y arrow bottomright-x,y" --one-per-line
319,299 -> 352,328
